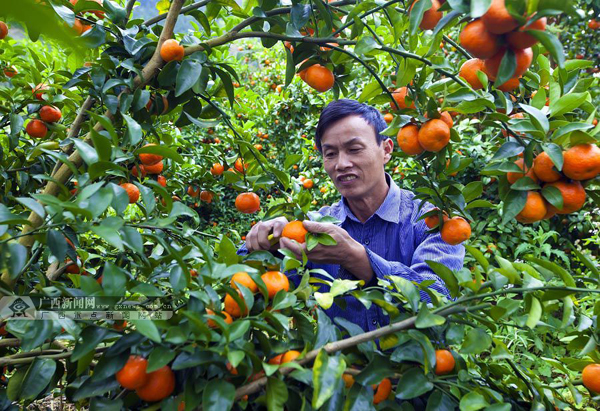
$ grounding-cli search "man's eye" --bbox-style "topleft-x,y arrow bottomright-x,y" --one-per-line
324,152 -> 335,158
349,148 -> 361,153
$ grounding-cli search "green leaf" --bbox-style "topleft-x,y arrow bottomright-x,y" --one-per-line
355,37 -> 380,55
72,326 -> 109,362
426,260 -> 459,298
202,379 -> 235,411
122,114 -> 142,146
7,241 -> 28,280
47,229 -> 68,262
389,276 -> 420,311
493,49 -> 517,88
284,46 -> 294,87
460,328 -> 492,354
519,104 -> 549,134
415,305 -> 446,328
541,143 -> 563,171
102,262 -> 127,297
312,350 -> 345,409
266,377 -> 288,411
491,142 -> 523,161
176,59 -> 203,97
541,185 -> 563,210
16,197 -> 45,219
524,256 -> 576,287
409,0 -> 433,35
130,319 -> 161,343
527,30 -> 565,68
462,181 -> 483,203
90,129 -> 112,161
72,138 -> 99,165
549,92 -> 589,118
501,190 -> 527,224
72,377 -> 120,402
465,245 -> 489,271
20,358 -> 56,400
459,391 -> 489,411
395,367 -> 433,400
526,296 -> 542,329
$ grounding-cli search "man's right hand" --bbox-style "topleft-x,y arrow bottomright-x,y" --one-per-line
245,216 -> 289,253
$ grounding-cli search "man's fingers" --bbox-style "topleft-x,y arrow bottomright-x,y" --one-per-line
302,220 -> 330,233
272,218 -> 288,238
279,237 -> 303,258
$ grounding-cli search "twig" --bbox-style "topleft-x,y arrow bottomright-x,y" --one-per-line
143,0 -> 211,26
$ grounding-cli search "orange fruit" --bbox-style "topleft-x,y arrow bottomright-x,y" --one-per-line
210,163 -> 224,176
459,20 -> 500,59
589,19 -> 600,30
32,83 -> 49,100
113,320 -> 127,331
206,309 -> 233,328
496,77 -> 521,92
439,111 -> 453,128
0,21 -> 8,39
440,217 -> 471,245
417,119 -> 450,152
234,158 -> 247,173
187,186 -> 200,197
397,124 -> 424,155
144,161 -> 163,174
304,64 -> 335,92
116,356 -> 148,390
131,165 -> 147,179
434,350 -> 455,375
281,350 -> 301,364
231,271 -> 258,293
120,183 -> 140,203
561,144 -> 600,181
383,113 -> 393,124
4,65 -> 17,77
139,143 -> 163,165
481,0 -> 519,34
261,271 -> 290,299
135,366 -> 175,402
65,258 -> 81,274
282,221 -> 308,243
516,191 -> 547,224
544,180 -> 586,214
410,0 -> 443,30
26,119 -> 48,138
507,158 -> 538,184
39,106 -> 62,123
302,179 -> 314,189
390,87 -> 415,110
373,378 -> 392,404
157,175 -> 167,187
507,17 -> 547,49
268,354 -> 284,365
200,191 -> 213,203
342,374 -> 355,388
235,192 -> 260,214
160,39 -> 184,62
459,58 -> 485,90
533,152 -> 562,182
224,291 -> 248,318
582,363 -> 600,393
424,209 -> 448,229
483,47 -> 533,80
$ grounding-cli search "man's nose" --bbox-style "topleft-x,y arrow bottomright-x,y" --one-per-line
335,152 -> 352,170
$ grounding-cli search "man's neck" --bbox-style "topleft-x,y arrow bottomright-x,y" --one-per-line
345,177 -> 390,223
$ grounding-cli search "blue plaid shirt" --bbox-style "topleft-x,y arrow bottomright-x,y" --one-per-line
239,174 -> 465,332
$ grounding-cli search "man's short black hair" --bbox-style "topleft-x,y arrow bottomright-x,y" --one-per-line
315,99 -> 388,152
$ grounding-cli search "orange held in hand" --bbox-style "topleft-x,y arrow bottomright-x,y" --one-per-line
282,221 -> 308,244
231,271 -> 258,293
116,355 -> 148,390
26,119 -> 48,138
397,124 -> 424,156
440,217 -> 471,245
135,365 -> 175,402
39,106 -> 62,123
160,39 -> 185,62
417,119 -> 450,152
424,209 -> 448,229
235,192 -> 260,214
120,183 -> 140,203
304,64 -> 335,92
434,349 -> 455,375
261,271 -> 289,299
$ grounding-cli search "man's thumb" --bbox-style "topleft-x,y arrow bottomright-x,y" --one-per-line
302,220 -> 328,233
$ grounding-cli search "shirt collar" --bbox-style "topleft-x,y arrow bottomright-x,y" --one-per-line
332,173 -> 401,224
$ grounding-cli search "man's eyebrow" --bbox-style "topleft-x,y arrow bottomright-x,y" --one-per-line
322,137 -> 364,150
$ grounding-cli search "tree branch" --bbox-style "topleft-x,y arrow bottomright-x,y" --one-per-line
143,0 -> 211,26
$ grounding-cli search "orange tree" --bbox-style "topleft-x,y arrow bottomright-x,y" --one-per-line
0,0 -> 599,409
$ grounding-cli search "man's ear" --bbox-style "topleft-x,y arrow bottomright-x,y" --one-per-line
382,138 -> 394,164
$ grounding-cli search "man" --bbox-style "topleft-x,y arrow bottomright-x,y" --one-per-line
242,99 -> 465,332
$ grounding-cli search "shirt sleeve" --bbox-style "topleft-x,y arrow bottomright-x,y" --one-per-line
364,208 -> 465,302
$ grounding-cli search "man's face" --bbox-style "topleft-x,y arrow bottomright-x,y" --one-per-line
320,115 -> 393,201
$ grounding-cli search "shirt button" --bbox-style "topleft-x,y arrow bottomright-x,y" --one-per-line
364,239 -> 370,245
372,319 -> 377,325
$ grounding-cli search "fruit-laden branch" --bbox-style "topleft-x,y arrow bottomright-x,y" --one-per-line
229,303 -> 486,401
0,0 -> 186,290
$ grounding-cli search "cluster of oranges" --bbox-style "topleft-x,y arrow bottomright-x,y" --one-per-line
69,0 -> 104,36
459,0 -> 545,92
122,143 -> 166,204
424,209 -> 472,246
396,109 -> 454,155
508,144 -> 600,224
25,84 -> 62,139
115,356 -> 175,402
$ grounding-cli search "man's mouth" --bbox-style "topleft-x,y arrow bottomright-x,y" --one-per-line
337,174 -> 358,182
